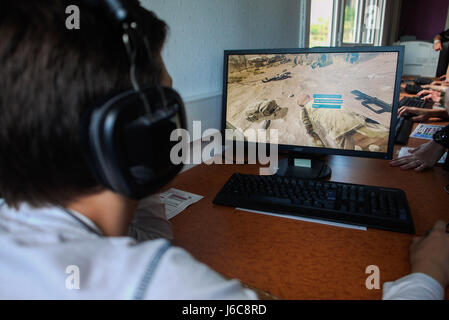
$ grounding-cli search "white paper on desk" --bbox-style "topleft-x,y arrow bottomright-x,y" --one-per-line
236,208 -> 367,231
410,124 -> 444,140
398,147 -> 447,164
159,188 -> 203,220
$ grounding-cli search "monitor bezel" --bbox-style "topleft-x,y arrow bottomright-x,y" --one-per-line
221,46 -> 404,160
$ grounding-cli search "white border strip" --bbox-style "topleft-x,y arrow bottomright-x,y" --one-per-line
236,208 -> 367,231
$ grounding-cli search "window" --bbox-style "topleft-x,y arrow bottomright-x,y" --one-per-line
306,0 -> 386,47
343,0 -> 358,43
309,0 -> 334,48
341,0 -> 385,46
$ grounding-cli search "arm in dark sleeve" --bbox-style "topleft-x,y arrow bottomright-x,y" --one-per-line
438,29 -> 449,43
433,124 -> 449,150
442,124 -> 449,133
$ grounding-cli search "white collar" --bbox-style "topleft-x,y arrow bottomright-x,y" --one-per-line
0,200 -> 104,237
59,207 -> 104,236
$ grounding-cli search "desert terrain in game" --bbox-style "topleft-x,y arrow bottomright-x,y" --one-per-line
226,52 -> 398,152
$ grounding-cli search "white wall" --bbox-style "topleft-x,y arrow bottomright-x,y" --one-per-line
141,0 -> 301,133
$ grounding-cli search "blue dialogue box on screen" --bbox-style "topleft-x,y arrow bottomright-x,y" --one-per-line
312,94 -> 343,109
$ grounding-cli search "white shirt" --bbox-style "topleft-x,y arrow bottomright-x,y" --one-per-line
0,197 -> 256,299
382,273 -> 444,300
0,197 -> 443,299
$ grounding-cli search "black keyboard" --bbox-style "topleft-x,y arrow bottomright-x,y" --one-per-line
213,173 -> 415,234
414,77 -> 433,85
405,84 -> 423,95
398,96 -> 432,109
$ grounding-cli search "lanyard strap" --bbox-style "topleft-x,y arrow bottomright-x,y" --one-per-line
133,240 -> 171,300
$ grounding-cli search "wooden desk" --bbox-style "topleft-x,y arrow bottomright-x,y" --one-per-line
167,121 -> 449,299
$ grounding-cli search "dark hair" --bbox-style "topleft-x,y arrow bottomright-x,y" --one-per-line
0,0 -> 168,207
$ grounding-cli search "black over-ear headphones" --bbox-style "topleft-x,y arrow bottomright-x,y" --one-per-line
80,0 -> 186,199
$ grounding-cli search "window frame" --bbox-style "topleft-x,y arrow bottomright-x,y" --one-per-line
303,0 -> 386,48
339,0 -> 386,47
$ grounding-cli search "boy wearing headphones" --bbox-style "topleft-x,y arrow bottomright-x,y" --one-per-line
0,0 -> 447,299
0,0 -> 256,299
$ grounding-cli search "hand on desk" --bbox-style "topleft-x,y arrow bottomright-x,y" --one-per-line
390,141 -> 446,171
397,106 -> 449,122
421,85 -> 448,94
417,89 -> 442,103
410,220 -> 449,288
430,80 -> 449,87
398,106 -> 433,122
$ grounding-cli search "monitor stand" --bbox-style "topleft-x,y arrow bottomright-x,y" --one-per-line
275,152 -> 332,179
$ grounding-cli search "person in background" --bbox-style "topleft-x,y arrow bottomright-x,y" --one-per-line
434,29 -> 449,80
433,29 -> 449,52
0,0 -> 447,300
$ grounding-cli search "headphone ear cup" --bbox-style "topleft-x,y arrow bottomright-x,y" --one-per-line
118,87 -> 186,197
123,112 -> 179,188
79,86 -> 186,199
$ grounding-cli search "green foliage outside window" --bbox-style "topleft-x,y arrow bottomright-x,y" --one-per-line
343,5 -> 356,43
310,17 -> 329,47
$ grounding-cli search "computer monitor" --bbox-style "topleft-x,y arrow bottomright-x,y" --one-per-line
222,46 -> 404,178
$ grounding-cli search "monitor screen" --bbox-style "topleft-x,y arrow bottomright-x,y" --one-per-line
222,47 -> 404,159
